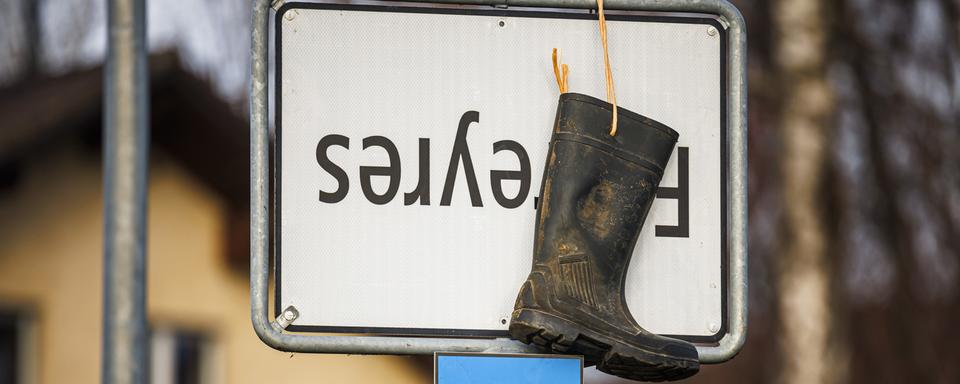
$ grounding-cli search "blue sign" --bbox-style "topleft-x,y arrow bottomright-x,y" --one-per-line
435,353 -> 582,384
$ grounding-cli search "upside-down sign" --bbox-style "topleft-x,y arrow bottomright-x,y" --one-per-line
275,3 -> 727,342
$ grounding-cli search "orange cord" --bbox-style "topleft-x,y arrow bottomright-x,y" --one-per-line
552,0 -> 617,135
552,48 -> 570,93
597,0 -> 618,136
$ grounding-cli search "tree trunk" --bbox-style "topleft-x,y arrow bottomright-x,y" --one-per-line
22,0 -> 41,79
773,0 -> 847,383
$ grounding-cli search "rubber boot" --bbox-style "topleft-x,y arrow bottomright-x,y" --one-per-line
509,93 -> 699,381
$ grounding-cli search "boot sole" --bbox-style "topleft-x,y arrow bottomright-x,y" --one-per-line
510,308 -> 699,382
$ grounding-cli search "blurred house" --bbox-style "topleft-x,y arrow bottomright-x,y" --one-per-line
0,53 -> 428,384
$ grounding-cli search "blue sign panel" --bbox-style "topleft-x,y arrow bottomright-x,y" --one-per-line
435,353 -> 582,384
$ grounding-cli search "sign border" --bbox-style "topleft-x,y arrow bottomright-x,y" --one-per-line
273,1 -> 728,343
250,0 -> 747,364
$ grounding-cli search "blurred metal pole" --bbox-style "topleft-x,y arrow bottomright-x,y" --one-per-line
103,0 -> 149,383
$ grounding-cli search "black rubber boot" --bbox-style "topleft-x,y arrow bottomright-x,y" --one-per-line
509,93 -> 699,381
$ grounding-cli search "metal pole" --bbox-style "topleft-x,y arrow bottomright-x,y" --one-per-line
103,0 -> 149,383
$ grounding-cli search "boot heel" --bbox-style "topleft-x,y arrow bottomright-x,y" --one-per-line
508,309 -> 581,353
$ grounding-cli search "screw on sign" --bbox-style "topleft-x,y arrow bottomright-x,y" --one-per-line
277,306 -> 299,329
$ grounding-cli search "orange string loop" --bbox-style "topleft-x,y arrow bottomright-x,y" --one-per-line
597,0 -> 618,136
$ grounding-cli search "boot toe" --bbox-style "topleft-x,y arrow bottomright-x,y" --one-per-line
661,339 -> 698,361
633,332 -> 698,362
599,338 -> 700,382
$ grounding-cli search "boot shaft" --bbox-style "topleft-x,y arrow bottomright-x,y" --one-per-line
534,93 -> 679,277
552,93 -> 678,176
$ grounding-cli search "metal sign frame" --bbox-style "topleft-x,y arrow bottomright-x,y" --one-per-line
250,0 -> 747,363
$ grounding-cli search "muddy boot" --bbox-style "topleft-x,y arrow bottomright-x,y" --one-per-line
509,93 -> 699,381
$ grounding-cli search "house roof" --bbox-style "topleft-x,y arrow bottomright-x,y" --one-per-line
0,52 -> 249,209
0,52 -> 252,270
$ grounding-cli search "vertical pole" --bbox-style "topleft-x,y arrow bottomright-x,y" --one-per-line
250,0 -> 271,339
103,0 -> 148,383
22,0 -> 41,79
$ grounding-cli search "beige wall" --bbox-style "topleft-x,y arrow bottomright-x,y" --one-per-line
0,147 -> 428,384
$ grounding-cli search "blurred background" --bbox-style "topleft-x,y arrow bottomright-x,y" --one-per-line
0,0 -> 957,383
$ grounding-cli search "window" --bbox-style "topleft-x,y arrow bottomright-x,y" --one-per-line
0,309 -> 34,384
150,328 -> 220,384
0,312 -> 17,384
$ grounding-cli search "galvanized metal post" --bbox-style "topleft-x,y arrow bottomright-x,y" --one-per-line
103,0 -> 149,383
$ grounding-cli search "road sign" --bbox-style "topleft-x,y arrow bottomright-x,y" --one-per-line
277,3 -> 725,341
435,353 -> 582,384
254,0 -> 745,362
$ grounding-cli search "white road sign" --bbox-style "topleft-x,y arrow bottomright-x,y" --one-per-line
276,3 -> 727,341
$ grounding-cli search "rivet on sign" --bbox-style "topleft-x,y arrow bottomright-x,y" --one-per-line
708,322 -> 720,333
707,26 -> 718,36
275,306 -> 299,329
500,317 -> 509,325
498,19 -> 506,27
